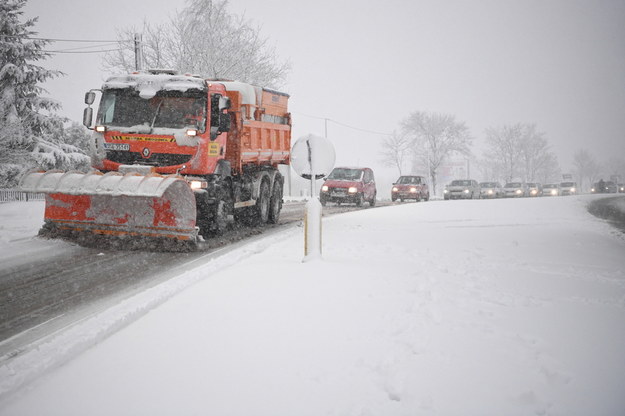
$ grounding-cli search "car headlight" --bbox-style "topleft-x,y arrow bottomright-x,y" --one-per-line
487,189 -> 493,194
444,189 -> 448,193
392,187 -> 398,192
348,187 -> 358,193
591,188 -> 595,192
515,189 -> 522,194
551,190 -> 557,195
571,188 -> 576,193
410,187 -> 417,193
531,189 -> 537,195
463,189 -> 469,193
321,185 -> 329,192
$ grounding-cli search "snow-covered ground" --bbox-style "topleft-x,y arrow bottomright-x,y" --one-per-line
1,196 -> 625,415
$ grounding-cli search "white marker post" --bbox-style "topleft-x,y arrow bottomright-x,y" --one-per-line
291,134 -> 335,262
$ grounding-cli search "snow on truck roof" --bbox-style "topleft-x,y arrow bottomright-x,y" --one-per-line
102,73 -> 286,107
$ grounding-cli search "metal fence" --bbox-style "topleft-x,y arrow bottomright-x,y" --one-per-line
0,189 -> 45,203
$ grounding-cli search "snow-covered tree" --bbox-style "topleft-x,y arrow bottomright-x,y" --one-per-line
401,112 -> 472,194
104,0 -> 290,89
0,0 -> 90,187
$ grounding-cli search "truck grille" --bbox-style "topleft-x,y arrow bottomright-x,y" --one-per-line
105,150 -> 193,167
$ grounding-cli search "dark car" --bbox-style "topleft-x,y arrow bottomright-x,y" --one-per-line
320,167 -> 377,207
443,179 -> 480,200
391,175 -> 429,202
591,180 -> 618,194
479,182 -> 503,198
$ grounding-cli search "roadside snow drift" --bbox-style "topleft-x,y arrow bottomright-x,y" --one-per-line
0,196 -> 624,415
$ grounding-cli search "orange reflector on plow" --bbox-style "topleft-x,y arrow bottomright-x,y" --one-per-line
20,170 -> 198,241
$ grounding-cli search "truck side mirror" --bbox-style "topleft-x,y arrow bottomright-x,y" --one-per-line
83,107 -> 93,128
85,91 -> 96,105
219,96 -> 231,111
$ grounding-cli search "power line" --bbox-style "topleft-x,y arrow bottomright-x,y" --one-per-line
47,42 -> 120,52
0,34 -> 132,43
45,48 -> 122,54
294,111 -> 392,136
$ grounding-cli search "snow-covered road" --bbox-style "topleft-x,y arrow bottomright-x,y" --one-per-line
1,195 -> 624,415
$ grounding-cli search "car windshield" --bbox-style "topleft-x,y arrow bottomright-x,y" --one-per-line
505,183 -> 522,187
397,176 -> 419,184
450,180 -> 471,186
544,184 -> 557,188
561,182 -> 575,187
327,168 -> 363,181
527,183 -> 537,187
480,182 -> 496,188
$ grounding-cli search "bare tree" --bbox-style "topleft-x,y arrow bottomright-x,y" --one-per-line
104,0 -> 290,89
518,124 -> 560,182
380,130 -> 410,176
483,124 -> 524,183
573,149 -> 601,192
401,112 -> 472,194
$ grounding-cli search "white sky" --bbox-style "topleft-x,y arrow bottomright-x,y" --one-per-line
24,0 -> 625,176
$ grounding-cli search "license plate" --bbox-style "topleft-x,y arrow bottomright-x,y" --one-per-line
103,143 -> 130,151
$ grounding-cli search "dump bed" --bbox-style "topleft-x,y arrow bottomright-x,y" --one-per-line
221,82 -> 291,173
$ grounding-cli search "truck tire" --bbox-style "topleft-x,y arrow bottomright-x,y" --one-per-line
248,179 -> 270,226
196,188 -> 230,238
268,180 -> 283,224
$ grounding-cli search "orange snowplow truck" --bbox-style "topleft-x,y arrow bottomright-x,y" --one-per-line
20,70 -> 291,249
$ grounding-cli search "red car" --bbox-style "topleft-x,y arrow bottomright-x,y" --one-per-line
391,175 -> 429,202
320,167 -> 377,206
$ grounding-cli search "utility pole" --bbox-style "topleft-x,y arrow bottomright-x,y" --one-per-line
134,33 -> 143,71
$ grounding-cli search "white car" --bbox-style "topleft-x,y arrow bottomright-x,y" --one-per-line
444,179 -> 480,200
542,183 -> 560,196
503,182 -> 527,198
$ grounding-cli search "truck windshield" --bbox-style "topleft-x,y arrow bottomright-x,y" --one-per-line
98,89 -> 207,132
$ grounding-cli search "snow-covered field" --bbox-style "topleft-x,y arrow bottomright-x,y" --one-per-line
1,196 -> 624,415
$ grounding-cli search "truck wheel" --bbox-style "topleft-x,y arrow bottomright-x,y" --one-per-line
267,180 -> 283,224
250,180 -> 270,226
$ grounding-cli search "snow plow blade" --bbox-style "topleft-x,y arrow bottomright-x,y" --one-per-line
20,170 -> 198,250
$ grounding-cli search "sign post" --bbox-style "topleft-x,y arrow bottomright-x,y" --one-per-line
291,134 -> 335,261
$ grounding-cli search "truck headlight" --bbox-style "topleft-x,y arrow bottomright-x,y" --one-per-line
348,187 -> 357,193
189,180 -> 207,189
186,129 -> 198,137
95,125 -> 107,133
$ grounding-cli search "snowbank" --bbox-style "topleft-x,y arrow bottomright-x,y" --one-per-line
0,196 -> 624,415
